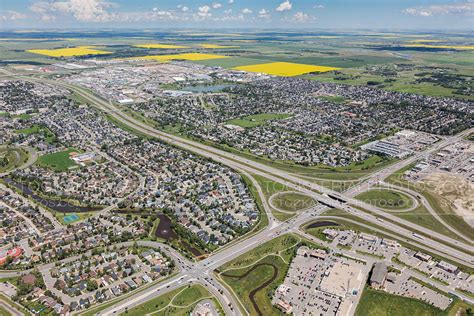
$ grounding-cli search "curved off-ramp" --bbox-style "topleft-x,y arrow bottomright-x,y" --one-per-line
0,146 -> 37,177
380,181 -> 474,244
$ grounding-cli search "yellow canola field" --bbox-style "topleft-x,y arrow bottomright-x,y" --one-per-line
234,62 -> 340,77
132,53 -> 229,61
134,44 -> 189,49
403,44 -> 474,50
408,39 -> 443,43
200,44 -> 239,49
27,46 -> 112,57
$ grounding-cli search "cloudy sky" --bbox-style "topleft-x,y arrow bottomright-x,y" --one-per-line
0,0 -> 473,29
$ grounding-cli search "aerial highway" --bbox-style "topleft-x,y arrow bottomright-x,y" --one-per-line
21,74 -> 471,255
2,69 -> 473,315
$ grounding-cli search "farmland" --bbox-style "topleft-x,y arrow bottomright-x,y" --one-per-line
131,52 -> 229,61
26,46 -> 112,57
0,30 -> 470,101
200,44 -> 239,49
234,62 -> 340,77
134,43 -> 189,49
401,44 -> 474,51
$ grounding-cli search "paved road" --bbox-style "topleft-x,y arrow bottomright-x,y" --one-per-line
0,182 -> 63,231
2,69 -> 473,315
0,300 -> 24,316
7,70 -> 471,256
58,80 -> 473,256
0,145 -> 37,177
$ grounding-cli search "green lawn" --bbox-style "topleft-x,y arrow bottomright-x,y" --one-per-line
226,113 -> 291,128
0,112 -> 33,119
239,173 -> 269,235
355,286 -> 449,316
355,188 -> 414,210
15,124 -> 56,144
37,147 -> 80,171
219,234 -> 300,271
304,211 -> 400,243
192,57 -> 274,68
79,273 -> 179,316
0,294 -> 30,316
317,95 -> 346,103
217,234 -> 304,315
124,284 -> 218,316
219,256 -> 286,316
251,174 -> 295,221
271,192 -> 317,212
0,305 -> 10,316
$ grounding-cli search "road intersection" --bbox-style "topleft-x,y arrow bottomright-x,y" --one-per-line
1,69 -> 472,315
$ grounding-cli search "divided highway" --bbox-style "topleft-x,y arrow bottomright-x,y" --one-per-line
2,69 -> 473,315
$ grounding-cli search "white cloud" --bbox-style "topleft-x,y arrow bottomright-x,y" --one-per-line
276,0 -> 292,12
228,0 -> 234,4
403,1 -> 474,17
29,0 -> 188,23
281,11 -> 315,23
242,8 -> 252,14
0,10 -> 27,21
151,8 -> 173,17
212,2 -> 222,9
30,0 -> 118,22
293,11 -> 311,22
258,9 -> 270,18
223,9 -> 232,14
313,4 -> 324,9
197,5 -> 212,17
176,5 -> 189,12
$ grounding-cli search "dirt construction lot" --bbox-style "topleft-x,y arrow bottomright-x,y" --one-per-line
421,173 -> 474,227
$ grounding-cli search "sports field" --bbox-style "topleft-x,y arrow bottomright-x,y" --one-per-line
133,53 -> 229,61
234,62 -> 340,77
37,148 -> 80,171
134,43 -> 189,49
63,214 -> 80,224
27,46 -> 112,57
226,113 -> 291,128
